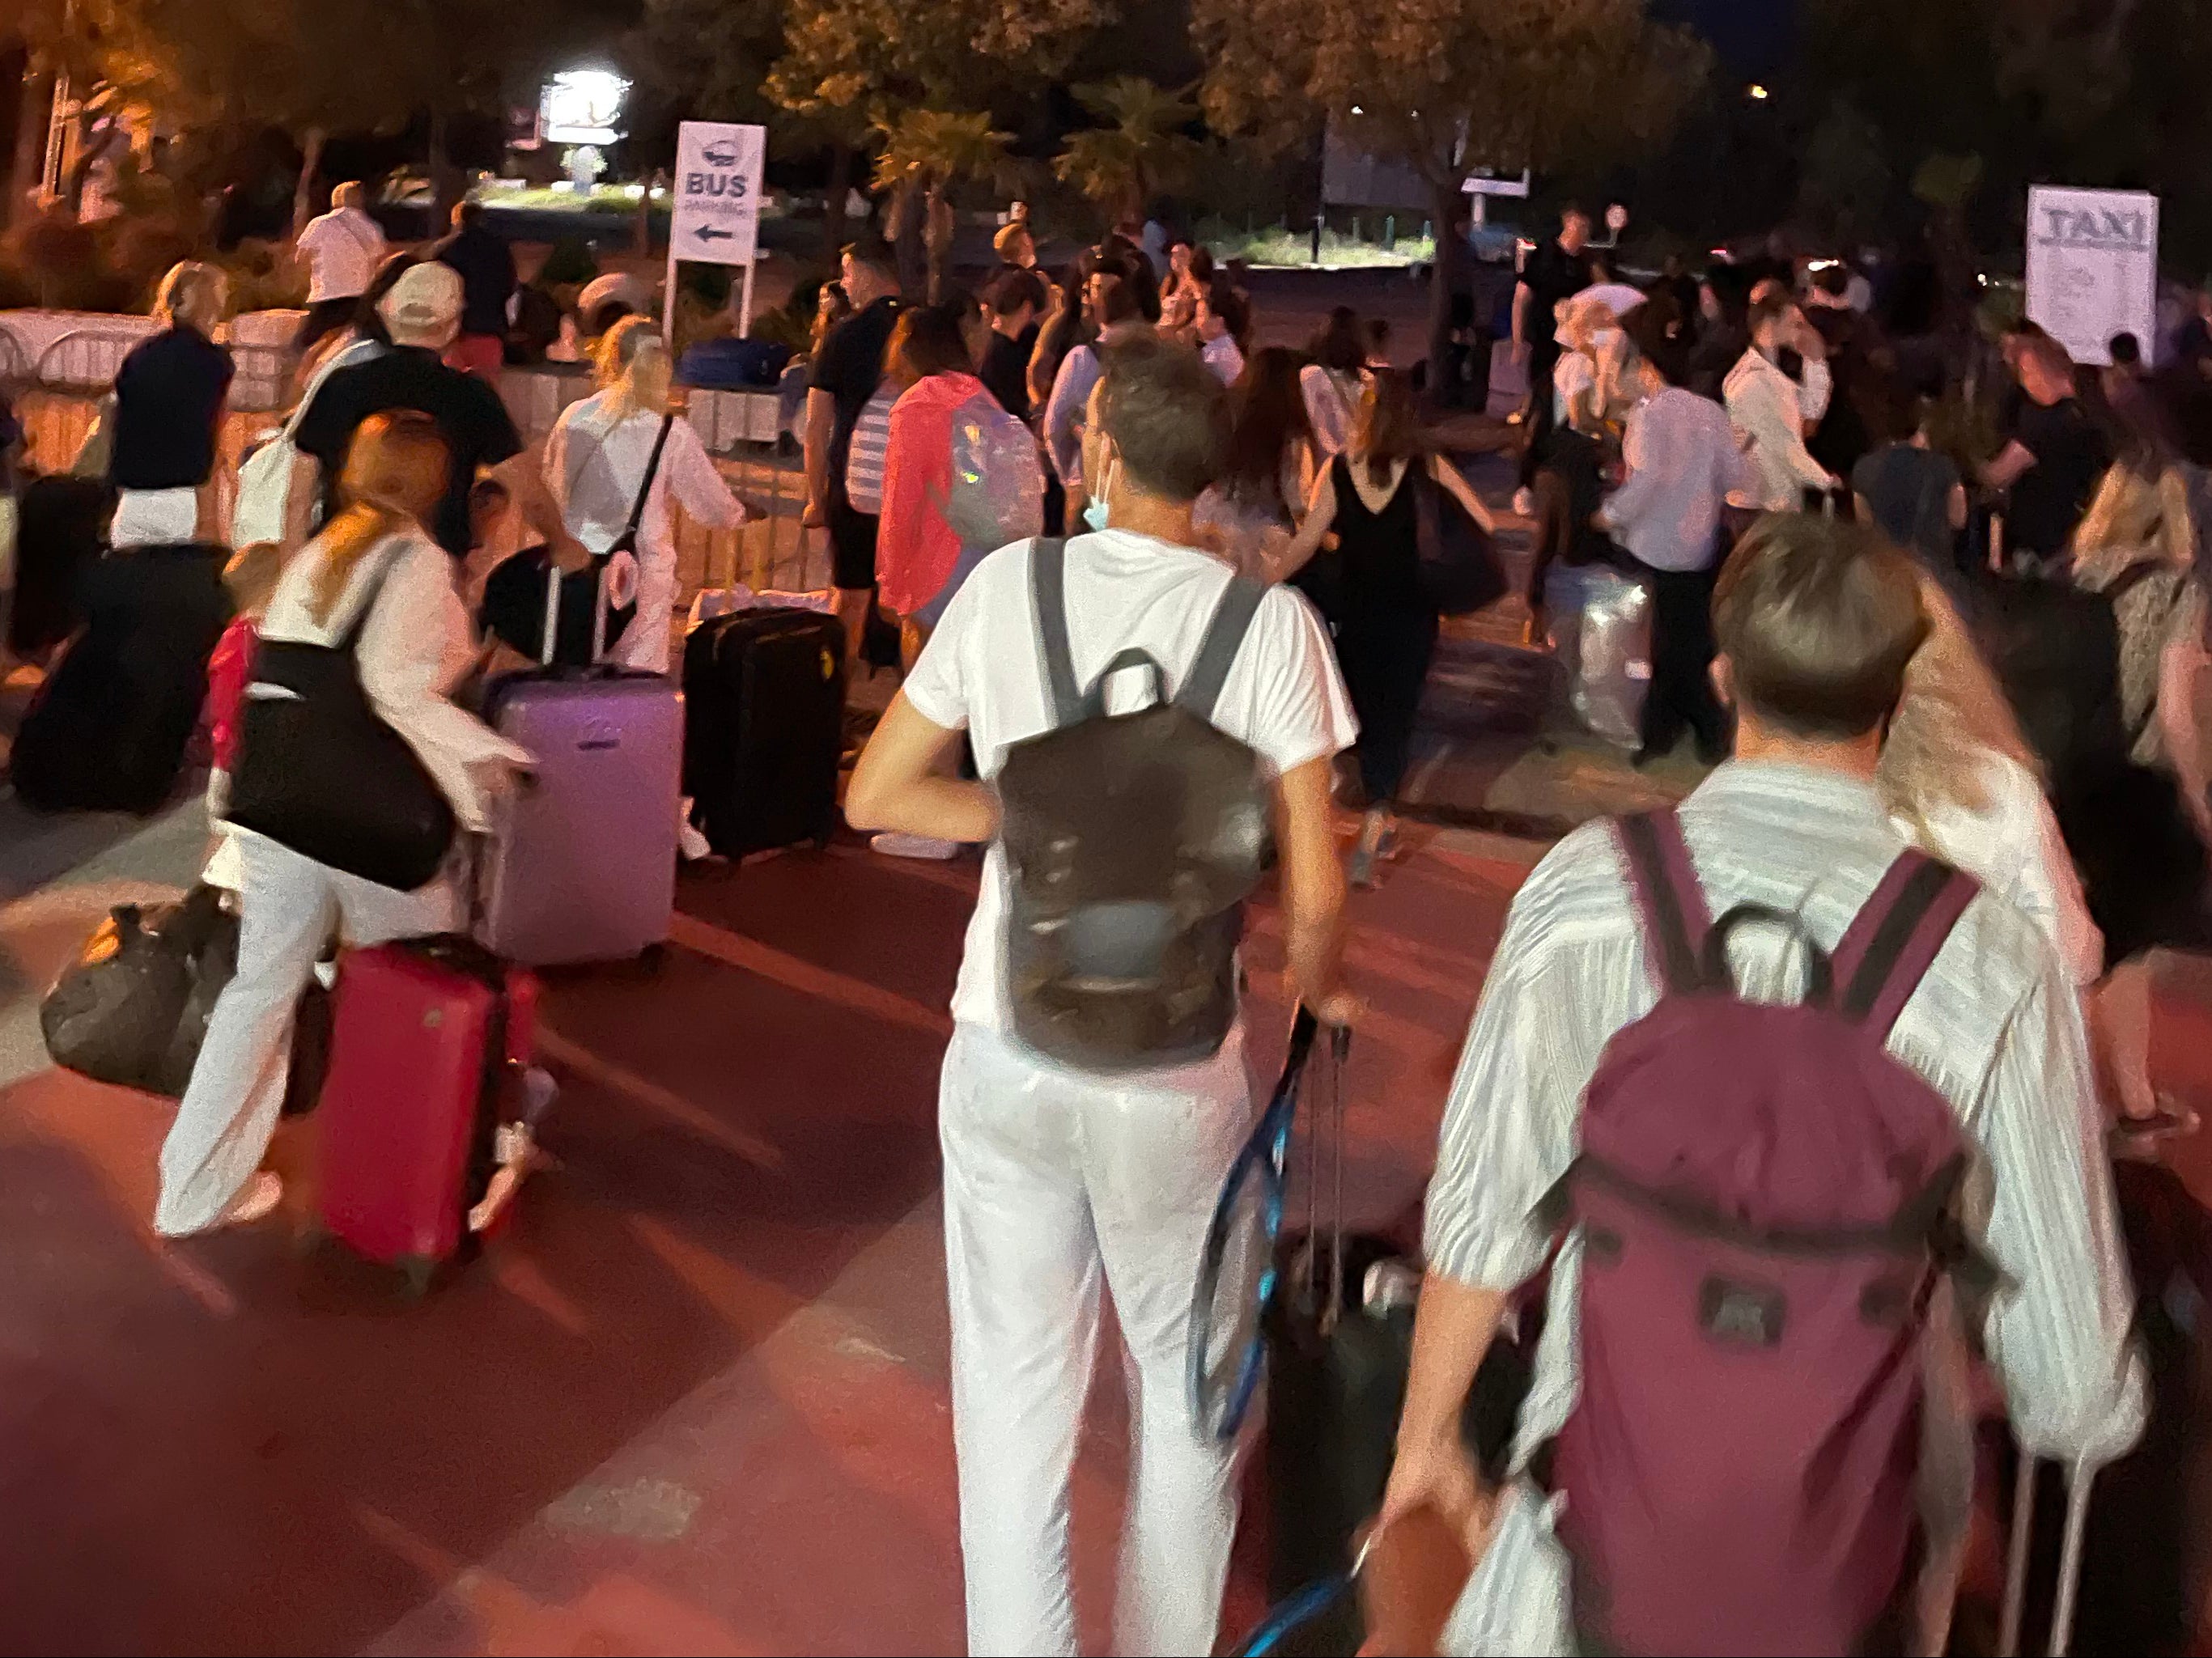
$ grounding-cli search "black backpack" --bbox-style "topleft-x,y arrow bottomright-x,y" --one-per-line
996,538 -> 1272,1072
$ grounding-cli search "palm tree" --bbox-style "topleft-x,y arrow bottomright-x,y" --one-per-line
1052,77 -> 1201,231
872,107 -> 1018,301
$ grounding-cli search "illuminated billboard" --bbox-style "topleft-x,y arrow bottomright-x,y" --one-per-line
538,70 -> 629,146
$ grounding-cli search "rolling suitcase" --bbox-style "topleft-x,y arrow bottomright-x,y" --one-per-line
681,606 -> 846,859
478,563 -> 682,966
316,935 -> 538,1290
6,472 -> 111,659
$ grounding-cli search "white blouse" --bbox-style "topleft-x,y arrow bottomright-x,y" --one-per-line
544,391 -> 749,672
1896,753 -> 2105,987
260,525 -> 529,834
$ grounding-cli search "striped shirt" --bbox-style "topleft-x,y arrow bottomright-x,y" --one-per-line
843,380 -> 897,515
1427,760 -> 2146,1654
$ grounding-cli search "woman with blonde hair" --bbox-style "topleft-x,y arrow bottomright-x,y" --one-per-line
1879,571 -> 2104,986
541,314 -> 752,672
154,411 -> 531,1238
1884,566 -> 2196,1139
108,260 -> 233,546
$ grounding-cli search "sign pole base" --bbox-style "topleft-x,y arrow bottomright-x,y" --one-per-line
664,240 -> 680,348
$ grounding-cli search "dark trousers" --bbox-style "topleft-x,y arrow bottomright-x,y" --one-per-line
1337,604 -> 1441,805
1518,346 -> 1561,490
1636,560 -> 1730,761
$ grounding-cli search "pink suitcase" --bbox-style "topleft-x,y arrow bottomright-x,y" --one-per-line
316,936 -> 539,1290
476,563 -> 682,966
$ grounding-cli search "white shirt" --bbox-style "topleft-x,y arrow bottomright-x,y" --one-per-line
1723,346 -> 1836,511
903,529 -> 1360,1037
295,207 -> 388,304
1300,365 -> 1360,456
1200,333 -> 1245,386
258,525 -> 529,833
544,391 -> 749,672
1598,387 -> 1756,571
1895,753 -> 2105,989
1551,350 -> 1598,426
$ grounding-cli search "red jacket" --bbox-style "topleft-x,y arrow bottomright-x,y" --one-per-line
877,371 -> 987,617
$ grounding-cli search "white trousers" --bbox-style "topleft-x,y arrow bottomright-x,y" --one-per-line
940,1022 -> 1255,1658
153,833 -> 457,1236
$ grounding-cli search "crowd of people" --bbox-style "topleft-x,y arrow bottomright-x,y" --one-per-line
8,184 -> 2212,1658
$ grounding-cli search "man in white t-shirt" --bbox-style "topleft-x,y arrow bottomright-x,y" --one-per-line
294,182 -> 389,355
848,336 -> 1360,1657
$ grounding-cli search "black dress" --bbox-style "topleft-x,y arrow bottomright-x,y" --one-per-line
1298,456 -> 1440,805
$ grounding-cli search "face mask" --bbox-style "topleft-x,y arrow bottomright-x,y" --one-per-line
1081,453 -> 1117,534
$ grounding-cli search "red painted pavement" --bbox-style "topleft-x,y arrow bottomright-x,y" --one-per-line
0,827 -> 1532,1656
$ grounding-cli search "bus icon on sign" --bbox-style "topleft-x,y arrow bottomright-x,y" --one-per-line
703,139 -> 741,167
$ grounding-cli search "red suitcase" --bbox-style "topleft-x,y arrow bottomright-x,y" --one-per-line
316,935 -> 538,1288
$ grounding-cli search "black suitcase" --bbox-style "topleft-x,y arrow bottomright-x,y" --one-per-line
1255,1038 -> 1539,1657
681,606 -> 847,858
11,541 -> 230,814
7,473 -> 113,659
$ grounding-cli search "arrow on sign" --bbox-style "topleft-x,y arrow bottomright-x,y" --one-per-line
694,224 -> 736,243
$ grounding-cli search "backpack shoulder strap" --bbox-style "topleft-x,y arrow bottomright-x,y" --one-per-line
1830,850 -> 1980,1040
1174,574 -> 1268,721
1028,537 -> 1084,727
1615,808 -> 1713,995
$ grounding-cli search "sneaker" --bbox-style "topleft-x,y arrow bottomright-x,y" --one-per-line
1512,487 -> 1536,519
872,832 -> 961,861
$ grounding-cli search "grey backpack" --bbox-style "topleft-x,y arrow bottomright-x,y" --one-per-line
997,539 -> 1273,1072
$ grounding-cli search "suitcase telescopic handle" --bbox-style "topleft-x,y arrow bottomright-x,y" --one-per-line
539,553 -> 614,672
1998,1452 -> 2099,1658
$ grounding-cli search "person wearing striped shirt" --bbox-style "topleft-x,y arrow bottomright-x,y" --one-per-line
1382,515 -> 2146,1655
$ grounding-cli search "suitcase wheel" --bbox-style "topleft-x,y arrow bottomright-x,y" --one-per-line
398,1254 -> 438,1300
636,941 -> 669,973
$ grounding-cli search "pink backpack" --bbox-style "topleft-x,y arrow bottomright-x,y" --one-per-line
1548,808 -> 1984,1656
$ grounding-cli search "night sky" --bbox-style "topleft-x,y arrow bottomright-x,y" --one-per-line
1654,0 -> 1798,74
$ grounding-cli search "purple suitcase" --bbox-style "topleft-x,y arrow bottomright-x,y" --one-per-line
476,562 -> 681,966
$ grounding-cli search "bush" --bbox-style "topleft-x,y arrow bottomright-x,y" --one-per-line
540,235 -> 601,288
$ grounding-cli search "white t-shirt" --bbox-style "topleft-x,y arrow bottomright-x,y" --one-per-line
296,207 -> 388,304
1552,350 -> 1598,426
903,529 -> 1360,1035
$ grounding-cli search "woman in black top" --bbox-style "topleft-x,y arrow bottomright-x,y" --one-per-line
109,261 -> 233,547
1280,369 -> 1497,884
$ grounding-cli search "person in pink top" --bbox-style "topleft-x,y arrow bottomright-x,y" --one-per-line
877,302 -> 997,659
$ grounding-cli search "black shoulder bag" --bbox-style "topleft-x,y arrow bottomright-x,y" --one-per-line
227,545 -> 458,891
479,411 -> 675,666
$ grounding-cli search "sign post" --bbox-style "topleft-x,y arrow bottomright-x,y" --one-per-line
2025,185 -> 2160,367
668,121 -> 766,346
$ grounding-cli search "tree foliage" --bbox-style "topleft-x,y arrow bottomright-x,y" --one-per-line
873,106 -> 1017,296
1191,0 -> 1707,189
1051,77 -> 1200,227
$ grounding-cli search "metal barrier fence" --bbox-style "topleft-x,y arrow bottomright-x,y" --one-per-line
5,333 -> 830,604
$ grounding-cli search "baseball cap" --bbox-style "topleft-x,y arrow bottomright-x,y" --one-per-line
380,262 -> 464,333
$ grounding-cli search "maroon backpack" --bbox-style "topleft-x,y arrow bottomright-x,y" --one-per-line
1548,807 -> 1984,1656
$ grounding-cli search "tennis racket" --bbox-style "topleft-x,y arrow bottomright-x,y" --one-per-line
1187,1006 -> 1328,1442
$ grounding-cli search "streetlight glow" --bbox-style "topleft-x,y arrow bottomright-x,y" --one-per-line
1747,83 -> 1770,101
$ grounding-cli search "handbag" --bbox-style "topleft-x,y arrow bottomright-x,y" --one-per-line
226,545 -> 458,890
479,412 -> 673,666
1412,464 -> 1505,616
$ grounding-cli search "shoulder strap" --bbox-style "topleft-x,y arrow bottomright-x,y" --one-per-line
1615,808 -> 1713,996
335,541 -> 413,655
621,413 -> 677,541
1175,575 -> 1268,721
1829,851 -> 1980,1041
1028,538 -> 1084,727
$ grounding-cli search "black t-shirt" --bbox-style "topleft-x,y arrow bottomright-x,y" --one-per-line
436,224 -> 519,338
1853,443 -> 1962,567
978,324 -> 1038,422
811,296 -> 902,480
2008,396 -> 2110,558
110,326 -> 235,490
1518,240 -> 1597,358
293,346 -> 524,554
